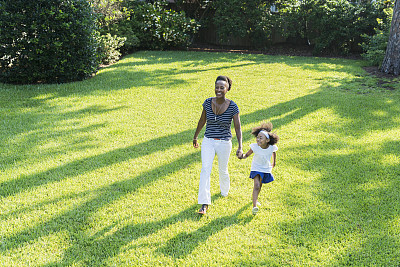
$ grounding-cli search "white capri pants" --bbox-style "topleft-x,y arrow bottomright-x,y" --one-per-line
198,136 -> 232,205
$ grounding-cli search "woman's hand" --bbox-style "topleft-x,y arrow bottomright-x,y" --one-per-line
193,109 -> 206,149
236,148 -> 243,159
193,139 -> 199,148
233,113 -> 243,159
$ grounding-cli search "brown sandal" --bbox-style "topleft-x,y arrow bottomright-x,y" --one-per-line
197,204 -> 208,215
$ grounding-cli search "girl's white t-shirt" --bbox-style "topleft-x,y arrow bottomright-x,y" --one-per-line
250,143 -> 278,173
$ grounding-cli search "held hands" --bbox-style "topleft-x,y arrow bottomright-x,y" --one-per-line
237,154 -> 244,159
236,148 -> 243,159
193,141 -> 244,160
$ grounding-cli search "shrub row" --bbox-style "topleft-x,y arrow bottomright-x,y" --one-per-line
0,0 -> 200,84
0,0 -> 99,84
0,0 -> 393,84
205,0 -> 392,56
278,0 -> 393,56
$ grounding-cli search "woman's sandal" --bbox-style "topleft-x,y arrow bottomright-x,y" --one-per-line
197,204 -> 208,215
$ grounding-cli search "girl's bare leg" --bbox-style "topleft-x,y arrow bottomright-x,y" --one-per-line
252,175 -> 262,208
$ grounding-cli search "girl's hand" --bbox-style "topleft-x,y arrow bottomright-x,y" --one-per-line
239,153 -> 247,160
193,139 -> 199,148
241,149 -> 252,160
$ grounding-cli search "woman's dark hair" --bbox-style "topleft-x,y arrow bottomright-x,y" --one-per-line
215,75 -> 232,90
251,122 -> 279,145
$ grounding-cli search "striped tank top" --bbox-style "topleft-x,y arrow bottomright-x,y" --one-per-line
202,98 -> 239,140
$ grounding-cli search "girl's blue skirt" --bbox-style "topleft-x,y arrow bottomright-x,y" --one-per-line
249,171 -> 274,184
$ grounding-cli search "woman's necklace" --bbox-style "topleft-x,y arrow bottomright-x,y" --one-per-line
213,99 -> 225,121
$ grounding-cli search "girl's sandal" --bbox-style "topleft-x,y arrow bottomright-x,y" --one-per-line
252,207 -> 259,215
197,204 -> 208,215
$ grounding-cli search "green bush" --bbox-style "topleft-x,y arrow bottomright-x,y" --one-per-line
361,8 -> 392,67
278,0 -> 391,55
361,29 -> 390,67
89,0 -> 138,56
112,0 -> 200,50
0,0 -> 100,84
97,33 -> 127,64
107,19 -> 140,54
212,0 -> 274,48
90,0 -> 126,29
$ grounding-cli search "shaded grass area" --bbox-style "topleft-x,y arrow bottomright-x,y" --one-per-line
0,51 -> 399,266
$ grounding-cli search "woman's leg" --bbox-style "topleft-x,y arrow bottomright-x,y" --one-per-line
215,140 -> 232,197
198,137 -> 215,205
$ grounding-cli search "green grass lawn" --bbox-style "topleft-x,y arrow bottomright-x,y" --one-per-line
1,50 -> 400,266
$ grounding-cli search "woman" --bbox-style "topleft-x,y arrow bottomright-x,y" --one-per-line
193,75 -> 243,215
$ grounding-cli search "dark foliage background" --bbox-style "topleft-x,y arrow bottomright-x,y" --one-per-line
0,0 -> 100,84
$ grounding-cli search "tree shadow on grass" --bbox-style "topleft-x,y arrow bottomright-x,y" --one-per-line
94,51 -> 367,93
1,150 -> 201,252
242,87 -> 400,140
0,128 -> 195,197
273,139 -> 400,265
268,108 -> 400,265
156,203 -> 253,259
42,194 -> 246,266
0,104 -> 122,167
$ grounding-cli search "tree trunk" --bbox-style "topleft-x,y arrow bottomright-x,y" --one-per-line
381,0 -> 400,75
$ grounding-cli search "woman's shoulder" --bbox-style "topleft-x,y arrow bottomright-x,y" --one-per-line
203,98 -> 213,105
227,98 -> 236,105
227,99 -> 239,112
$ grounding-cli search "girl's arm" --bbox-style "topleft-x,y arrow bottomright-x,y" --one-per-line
233,113 -> 243,158
240,148 -> 253,159
272,151 -> 277,168
193,109 -> 206,148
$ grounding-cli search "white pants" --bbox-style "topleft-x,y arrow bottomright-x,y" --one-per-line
198,137 -> 232,204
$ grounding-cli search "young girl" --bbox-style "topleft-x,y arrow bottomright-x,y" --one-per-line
240,122 -> 279,215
